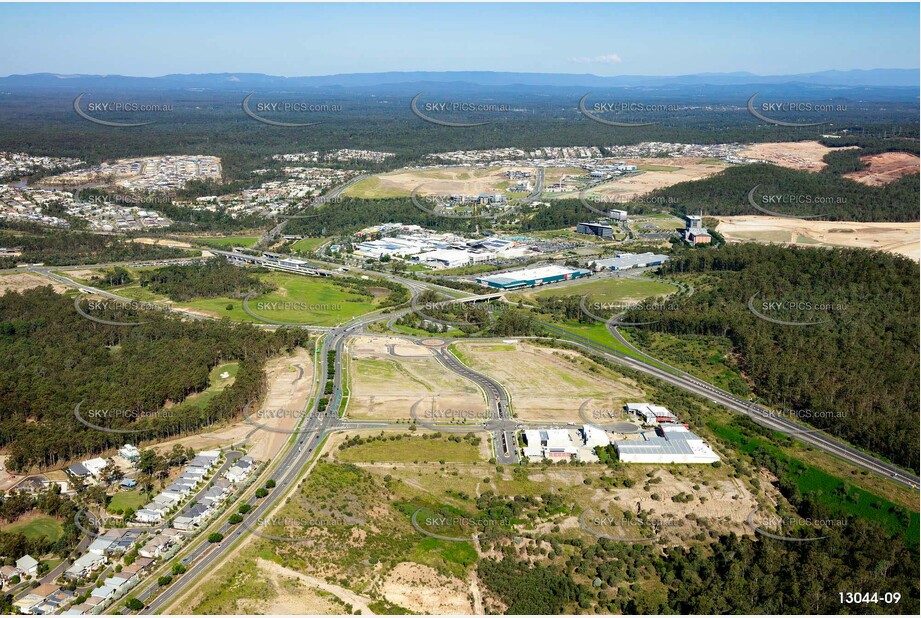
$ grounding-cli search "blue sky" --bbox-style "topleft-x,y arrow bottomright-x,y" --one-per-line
0,2 -> 918,76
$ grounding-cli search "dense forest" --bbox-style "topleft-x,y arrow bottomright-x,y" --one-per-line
0,221 -> 194,267
1,87 -> 917,178
140,260 -> 275,301
649,160 -> 919,222
624,243 -> 919,470
0,287 -> 307,470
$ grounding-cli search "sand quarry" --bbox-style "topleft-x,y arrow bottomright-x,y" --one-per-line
844,151 -> 920,186
0,272 -> 69,295
716,216 -> 920,261
588,158 -> 728,201
738,140 -> 855,172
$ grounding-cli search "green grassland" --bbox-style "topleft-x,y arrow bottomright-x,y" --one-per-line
158,272 -> 391,326
180,361 -> 239,409
1,516 -> 64,542
708,419 -> 919,546
637,165 -> 681,172
525,275 -> 678,304
342,176 -> 407,199
289,237 -> 331,253
107,490 -> 148,514
337,434 -> 482,464
188,236 -> 260,249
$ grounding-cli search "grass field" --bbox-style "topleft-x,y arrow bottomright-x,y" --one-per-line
337,435 -> 482,463
452,340 -> 645,422
708,420 -> 920,546
180,272 -> 387,326
107,490 -> 148,513
182,361 -> 239,409
290,237 -> 330,253
2,515 -> 64,542
189,236 -> 260,249
524,275 -> 678,304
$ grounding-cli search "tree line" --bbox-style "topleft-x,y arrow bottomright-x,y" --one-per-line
0,287 -> 307,471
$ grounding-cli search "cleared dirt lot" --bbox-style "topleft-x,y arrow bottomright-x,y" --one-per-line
716,215 -> 920,261
738,140 -> 857,172
587,158 -> 727,201
844,151 -> 920,186
347,335 -> 485,421
343,166 -> 533,198
0,272 -> 68,295
453,341 -> 645,422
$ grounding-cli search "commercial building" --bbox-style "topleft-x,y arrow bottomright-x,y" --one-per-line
684,214 -> 712,245
626,403 -> 679,425
581,424 -> 611,448
613,425 -> 720,464
576,222 -> 614,239
523,429 -> 579,460
590,252 -> 669,271
608,209 -> 629,222
476,264 -> 591,290
413,248 -> 494,269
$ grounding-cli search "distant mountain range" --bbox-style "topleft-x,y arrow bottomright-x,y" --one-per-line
1,68 -> 918,90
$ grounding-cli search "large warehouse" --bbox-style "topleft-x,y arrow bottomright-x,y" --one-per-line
476,264 -> 592,290
590,252 -> 669,271
614,425 -> 720,464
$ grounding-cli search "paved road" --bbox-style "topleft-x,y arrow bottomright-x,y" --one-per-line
257,174 -> 368,249
430,346 -> 519,464
142,303 -> 392,613
322,259 -> 920,490
539,321 -> 920,491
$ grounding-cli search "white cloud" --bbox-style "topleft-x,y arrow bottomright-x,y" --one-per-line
572,53 -> 623,65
